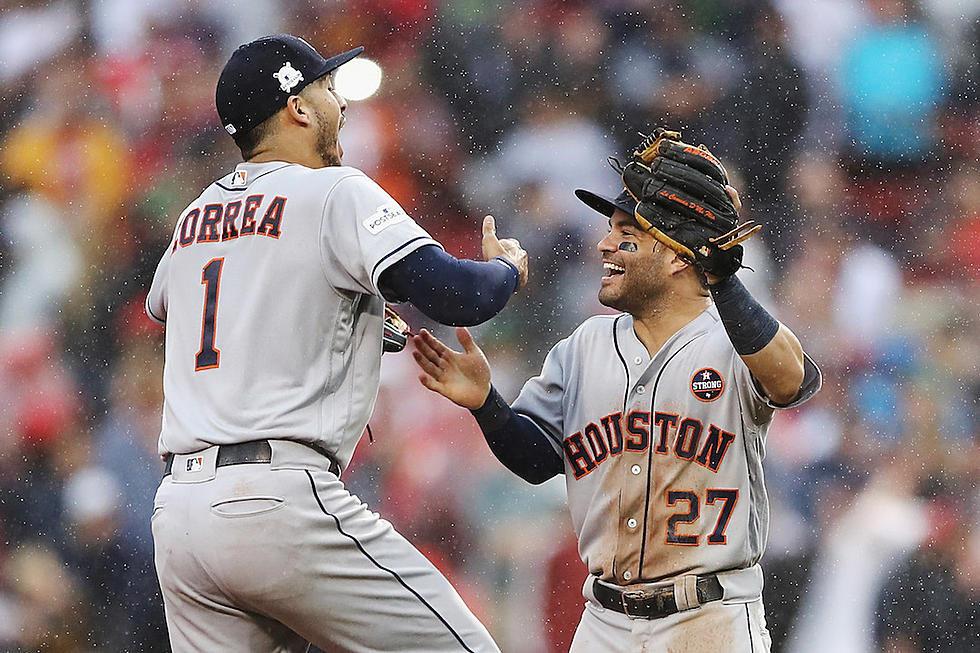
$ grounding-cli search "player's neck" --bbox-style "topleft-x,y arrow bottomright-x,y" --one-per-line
248,148 -> 322,168
630,294 -> 711,358
247,135 -> 330,168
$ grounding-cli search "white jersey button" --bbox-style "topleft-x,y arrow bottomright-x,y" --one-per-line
631,464 -> 641,475
634,357 -> 643,364
636,385 -> 645,394
623,570 -> 633,581
627,518 -> 637,529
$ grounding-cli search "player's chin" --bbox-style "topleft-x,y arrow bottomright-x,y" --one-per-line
597,284 -> 625,310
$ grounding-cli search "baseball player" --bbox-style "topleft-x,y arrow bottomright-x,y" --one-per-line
146,35 -> 527,652
412,130 -> 821,652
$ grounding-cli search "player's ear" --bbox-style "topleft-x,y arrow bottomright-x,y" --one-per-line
667,251 -> 692,276
283,95 -> 313,127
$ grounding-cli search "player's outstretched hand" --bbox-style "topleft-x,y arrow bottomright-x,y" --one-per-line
481,215 -> 528,291
413,327 -> 492,411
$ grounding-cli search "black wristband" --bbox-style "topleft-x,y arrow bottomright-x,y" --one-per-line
470,385 -> 512,432
709,275 -> 779,355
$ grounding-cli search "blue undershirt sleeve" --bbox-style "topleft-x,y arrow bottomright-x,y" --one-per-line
378,245 -> 519,326
469,386 -> 564,485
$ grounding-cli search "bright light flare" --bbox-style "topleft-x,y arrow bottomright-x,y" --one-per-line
335,58 -> 382,101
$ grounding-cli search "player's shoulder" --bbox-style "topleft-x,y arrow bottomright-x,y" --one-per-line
562,313 -> 625,347
261,163 -> 371,190
300,164 -> 371,185
577,313 -> 624,331
303,165 -> 392,201
700,305 -> 734,343
213,163 -> 373,192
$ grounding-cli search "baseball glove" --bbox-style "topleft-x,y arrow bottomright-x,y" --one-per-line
617,128 -> 760,277
383,305 -> 411,353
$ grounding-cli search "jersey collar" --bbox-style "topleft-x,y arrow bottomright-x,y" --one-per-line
225,161 -> 296,189
618,305 -> 718,366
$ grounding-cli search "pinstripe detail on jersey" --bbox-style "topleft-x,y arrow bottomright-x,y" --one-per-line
304,470 -> 477,652
611,314 -> 630,412
637,333 -> 707,579
214,163 -> 295,191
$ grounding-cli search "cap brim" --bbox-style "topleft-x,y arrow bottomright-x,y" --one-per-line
575,188 -> 637,218
318,46 -> 364,77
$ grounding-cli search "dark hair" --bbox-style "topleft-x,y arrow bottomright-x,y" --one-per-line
232,114 -> 278,160
231,78 -> 328,160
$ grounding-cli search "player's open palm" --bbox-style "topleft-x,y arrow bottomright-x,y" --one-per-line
413,328 -> 491,411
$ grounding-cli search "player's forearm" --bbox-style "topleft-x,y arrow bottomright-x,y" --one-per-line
709,274 -> 805,404
470,386 -> 564,484
379,245 -> 519,326
740,325 -> 805,405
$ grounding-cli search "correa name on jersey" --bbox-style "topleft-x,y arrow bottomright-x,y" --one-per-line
561,410 -> 737,479
170,195 -> 287,252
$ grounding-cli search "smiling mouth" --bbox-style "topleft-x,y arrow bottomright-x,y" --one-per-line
602,262 -> 625,278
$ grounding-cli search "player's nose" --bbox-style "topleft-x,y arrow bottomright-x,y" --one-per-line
333,88 -> 348,111
597,231 -> 617,253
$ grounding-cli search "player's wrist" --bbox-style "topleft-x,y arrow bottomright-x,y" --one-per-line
469,385 -> 510,430
462,384 -> 492,411
491,257 -> 521,293
704,271 -> 723,285
709,275 -> 778,355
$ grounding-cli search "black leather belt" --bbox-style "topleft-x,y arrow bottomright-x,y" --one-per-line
163,440 -> 341,477
592,575 -> 724,619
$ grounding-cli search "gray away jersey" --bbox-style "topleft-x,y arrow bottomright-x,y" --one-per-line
146,161 -> 439,467
512,307 -> 821,584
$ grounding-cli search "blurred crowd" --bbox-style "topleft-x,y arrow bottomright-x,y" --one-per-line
0,0 -> 977,651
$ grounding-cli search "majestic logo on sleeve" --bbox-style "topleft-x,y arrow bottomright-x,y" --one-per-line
274,62 -> 304,93
691,368 -> 724,402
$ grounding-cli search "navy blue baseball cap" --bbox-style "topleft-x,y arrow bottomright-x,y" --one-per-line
575,187 -> 638,218
216,34 -> 364,137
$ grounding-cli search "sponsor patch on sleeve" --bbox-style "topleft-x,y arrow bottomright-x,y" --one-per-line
363,202 -> 409,234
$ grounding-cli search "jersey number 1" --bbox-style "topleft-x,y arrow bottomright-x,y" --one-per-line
195,258 -> 224,371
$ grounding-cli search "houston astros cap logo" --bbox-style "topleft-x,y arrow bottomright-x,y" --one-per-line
273,62 -> 304,93
216,36 -> 363,137
691,368 -> 724,401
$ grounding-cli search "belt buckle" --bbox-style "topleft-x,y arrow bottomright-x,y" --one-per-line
620,589 -> 648,620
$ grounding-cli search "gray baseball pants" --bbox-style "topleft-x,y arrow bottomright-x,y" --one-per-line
152,440 -> 500,652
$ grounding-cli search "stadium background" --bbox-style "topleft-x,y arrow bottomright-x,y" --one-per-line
0,0 -> 977,651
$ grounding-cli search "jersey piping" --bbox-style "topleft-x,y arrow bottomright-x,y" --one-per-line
145,297 -> 165,324
611,314 -> 631,412
734,358 -> 762,561
213,163 -> 296,191
369,236 -> 437,282
304,471 -> 477,652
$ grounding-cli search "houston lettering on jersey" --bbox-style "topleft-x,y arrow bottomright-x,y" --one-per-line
171,195 -> 286,252
561,410 -> 736,479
